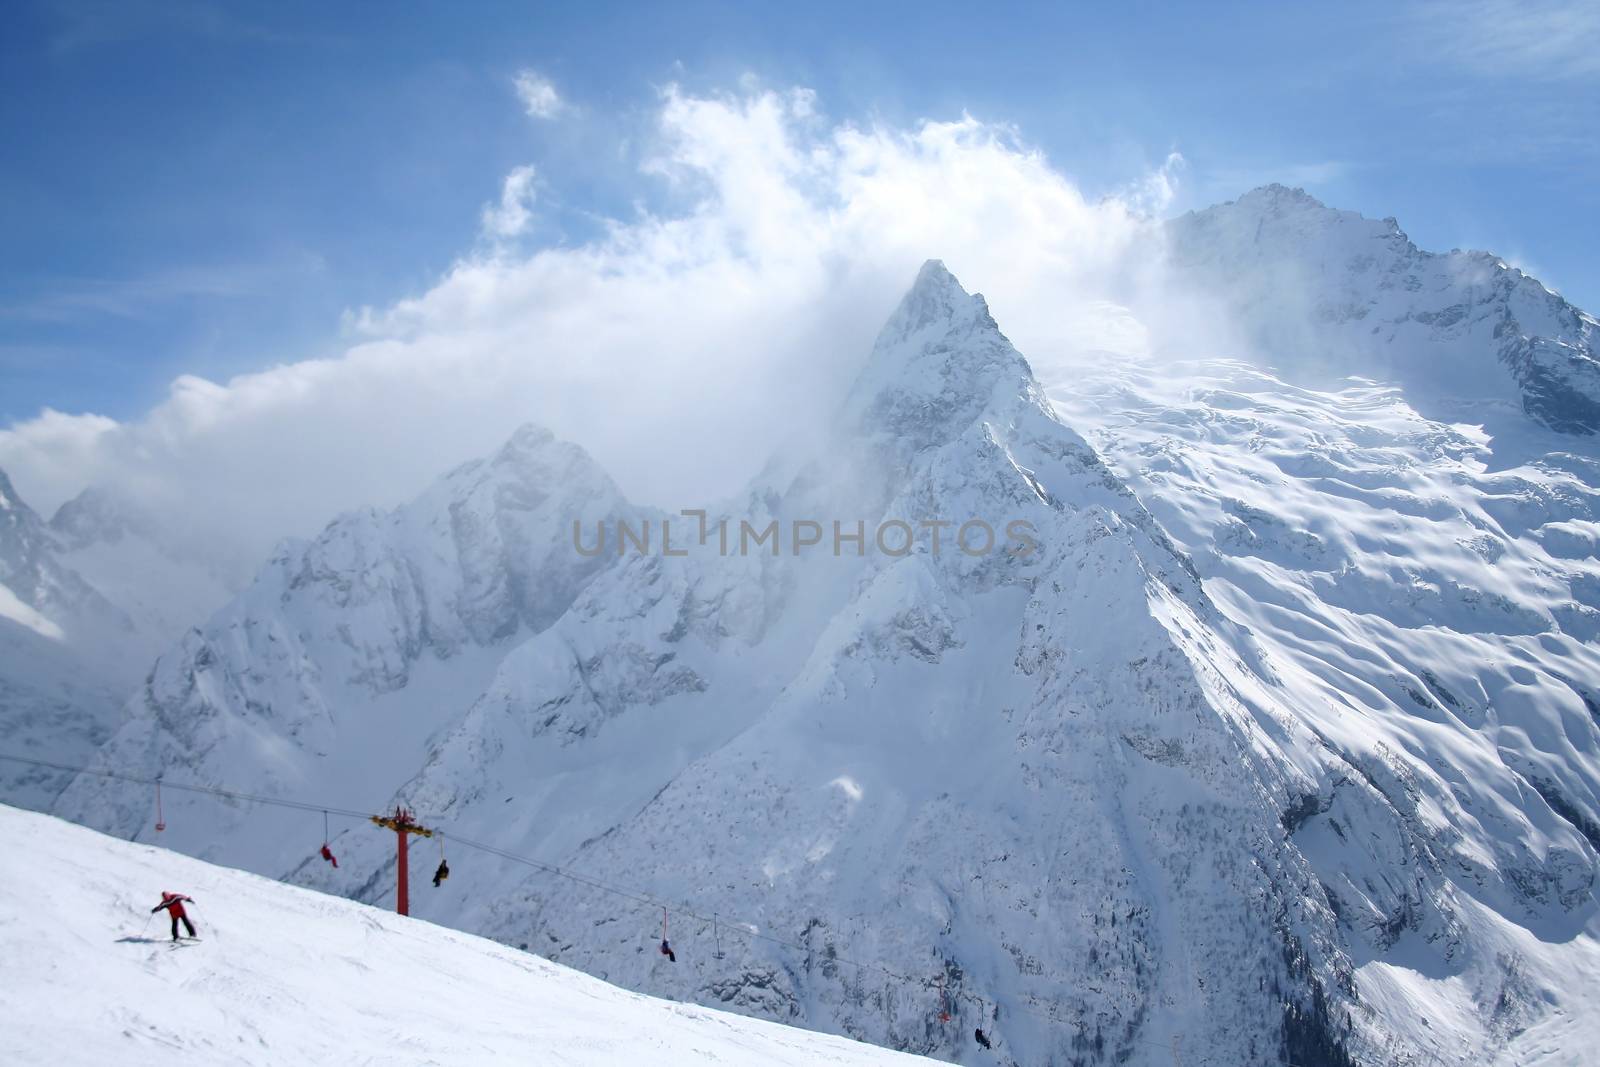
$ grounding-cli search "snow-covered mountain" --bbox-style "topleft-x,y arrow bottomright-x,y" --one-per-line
0,469 -> 129,805
1,469 -> 117,630
49,485 -> 237,676
34,190 -> 1600,1066
0,802 -> 936,1067
0,470 -> 245,807
1048,353 -> 1600,1066
1166,184 -> 1600,435
357,260 -> 1373,1067
55,426 -> 641,868
57,262 -> 1361,1064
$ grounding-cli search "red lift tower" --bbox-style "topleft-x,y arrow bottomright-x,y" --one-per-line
370,806 -> 435,916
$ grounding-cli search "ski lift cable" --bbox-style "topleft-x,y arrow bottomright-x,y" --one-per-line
0,750 -> 1328,1065
353,827 -> 1231,1059
0,752 -> 1312,1063
0,752 -> 370,820
0,752 -> 1323,1064
5,752 -> 918,989
6,753 -> 1007,1022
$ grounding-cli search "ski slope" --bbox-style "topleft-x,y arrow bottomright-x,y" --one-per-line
0,803 -> 935,1067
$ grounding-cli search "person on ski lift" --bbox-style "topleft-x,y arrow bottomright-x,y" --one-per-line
660,938 -> 676,963
974,1028 -> 993,1050
152,890 -> 196,941
320,843 -> 338,868
433,859 -> 449,887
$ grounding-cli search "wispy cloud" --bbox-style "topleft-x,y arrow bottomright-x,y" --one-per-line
1409,0 -> 1600,80
45,0 -> 307,56
1120,152 -> 1186,216
480,165 -> 539,240
514,69 -> 566,119
0,256 -> 325,323
1198,160 -> 1356,204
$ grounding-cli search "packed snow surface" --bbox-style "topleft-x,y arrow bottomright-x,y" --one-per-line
0,803 -> 935,1067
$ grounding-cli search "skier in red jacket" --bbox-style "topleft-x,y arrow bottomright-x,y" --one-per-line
152,891 -> 196,941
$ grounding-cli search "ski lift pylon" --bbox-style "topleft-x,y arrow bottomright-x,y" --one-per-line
370,806 -> 435,915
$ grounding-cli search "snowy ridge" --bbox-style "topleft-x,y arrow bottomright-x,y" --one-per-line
0,467 -> 132,651
1049,351 -> 1600,1066
0,469 -> 126,804
1167,184 -> 1600,435
53,426 -> 640,874
0,471 -> 241,808
48,486 -> 237,676
0,802 -> 935,1067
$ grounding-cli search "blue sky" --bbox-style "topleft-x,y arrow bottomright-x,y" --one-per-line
3,0 -> 1597,428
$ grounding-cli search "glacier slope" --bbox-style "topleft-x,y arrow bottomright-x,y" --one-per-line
1166,184 -> 1600,436
1045,349 -> 1600,1066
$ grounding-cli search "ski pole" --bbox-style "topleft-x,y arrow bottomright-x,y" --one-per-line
188,901 -> 215,941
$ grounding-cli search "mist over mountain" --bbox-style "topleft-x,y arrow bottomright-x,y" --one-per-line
8,188 -> 1600,1065
1165,184 -> 1600,434
0,468 -> 235,806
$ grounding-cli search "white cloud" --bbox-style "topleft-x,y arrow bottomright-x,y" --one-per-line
0,409 -> 118,503
514,70 -> 566,119
0,83 -> 1177,567
481,164 -> 538,239
1120,151 -> 1186,217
